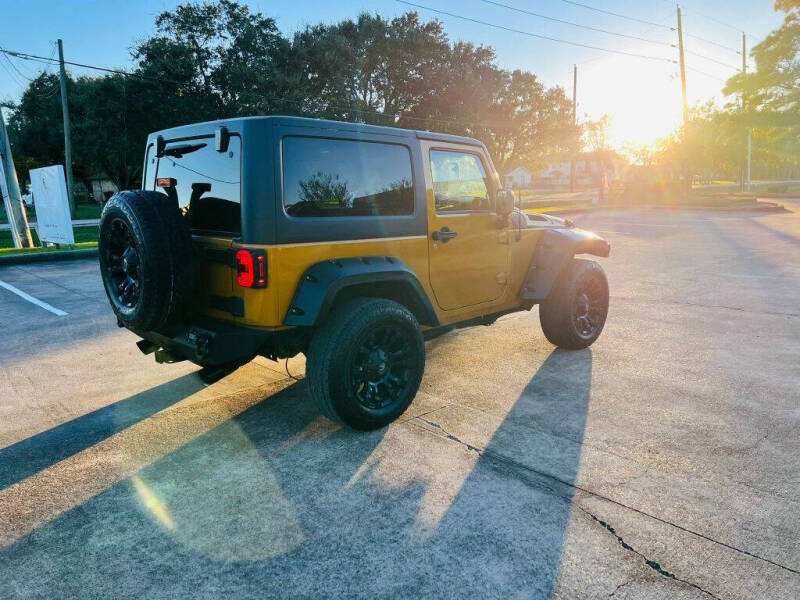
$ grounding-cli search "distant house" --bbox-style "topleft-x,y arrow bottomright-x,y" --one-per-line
504,166 -> 535,189
537,151 -> 626,189
87,173 -> 119,204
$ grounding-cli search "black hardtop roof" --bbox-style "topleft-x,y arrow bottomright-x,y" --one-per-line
149,115 -> 484,147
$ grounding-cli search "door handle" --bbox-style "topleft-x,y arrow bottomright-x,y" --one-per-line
432,227 -> 458,243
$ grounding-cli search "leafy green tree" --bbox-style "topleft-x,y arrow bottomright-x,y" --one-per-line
582,115 -> 612,152
6,74 -> 65,182
7,1 -> 584,190
725,0 -> 799,121
724,0 -> 799,174
291,12 -> 450,122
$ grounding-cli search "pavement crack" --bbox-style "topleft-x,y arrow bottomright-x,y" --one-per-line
417,418 -> 483,454
579,506 -> 721,600
410,416 -> 800,577
738,431 -> 771,453
608,579 -> 632,597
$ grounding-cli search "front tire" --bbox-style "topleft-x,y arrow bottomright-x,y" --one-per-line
539,259 -> 609,349
307,298 -> 425,430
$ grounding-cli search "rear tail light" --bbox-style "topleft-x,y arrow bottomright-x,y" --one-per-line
235,249 -> 267,288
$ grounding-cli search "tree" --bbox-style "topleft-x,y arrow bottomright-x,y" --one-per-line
6,74 -> 65,183
582,115 -> 612,152
725,0 -> 799,119
299,172 -> 352,207
291,12 -> 450,122
724,0 -> 800,171
7,1 -> 587,190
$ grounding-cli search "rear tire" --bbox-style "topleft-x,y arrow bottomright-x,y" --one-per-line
307,298 -> 425,430
539,259 -> 609,349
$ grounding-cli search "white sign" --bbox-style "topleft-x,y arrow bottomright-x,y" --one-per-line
29,165 -> 74,245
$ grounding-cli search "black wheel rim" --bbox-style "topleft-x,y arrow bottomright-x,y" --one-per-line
350,323 -> 417,411
103,218 -> 141,309
571,275 -> 606,339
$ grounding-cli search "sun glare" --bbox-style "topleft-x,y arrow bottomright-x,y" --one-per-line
580,55 -> 685,150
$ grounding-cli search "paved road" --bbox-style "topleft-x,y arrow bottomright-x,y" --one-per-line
0,207 -> 798,599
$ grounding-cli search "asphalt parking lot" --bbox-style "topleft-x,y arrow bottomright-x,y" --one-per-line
1,207 -> 799,599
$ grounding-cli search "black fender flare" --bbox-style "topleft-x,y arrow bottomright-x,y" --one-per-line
284,256 -> 439,327
520,228 -> 610,302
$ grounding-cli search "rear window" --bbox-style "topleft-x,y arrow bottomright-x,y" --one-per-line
154,136 -> 241,235
282,137 -> 414,218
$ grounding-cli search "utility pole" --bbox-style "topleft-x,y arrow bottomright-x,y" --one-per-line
569,64 -> 577,193
743,32 -> 751,192
0,107 -> 33,248
57,39 -> 75,217
677,6 -> 689,124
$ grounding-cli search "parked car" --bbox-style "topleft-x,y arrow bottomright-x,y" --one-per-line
98,116 -> 610,429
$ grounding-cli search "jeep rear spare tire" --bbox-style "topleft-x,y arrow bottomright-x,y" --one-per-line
98,190 -> 194,332
307,297 -> 425,430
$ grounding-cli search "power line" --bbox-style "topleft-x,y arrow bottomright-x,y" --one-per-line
479,0 -> 674,47
686,66 -> 729,83
681,4 -> 752,36
685,49 -> 740,71
3,53 -> 35,82
560,0 -> 742,54
0,44 -> 60,100
555,0 -> 674,30
0,54 -> 26,87
684,32 -> 740,55
395,1 -> 677,63
0,47 -> 155,80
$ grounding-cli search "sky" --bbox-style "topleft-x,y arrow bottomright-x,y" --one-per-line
0,0 -> 786,149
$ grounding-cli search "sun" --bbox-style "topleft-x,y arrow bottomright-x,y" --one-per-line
579,54 -> 685,150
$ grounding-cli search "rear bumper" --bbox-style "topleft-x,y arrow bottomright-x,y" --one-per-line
132,318 -> 285,367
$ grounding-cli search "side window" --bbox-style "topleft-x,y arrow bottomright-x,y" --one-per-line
156,136 -> 241,235
430,150 -> 492,212
282,137 -> 414,217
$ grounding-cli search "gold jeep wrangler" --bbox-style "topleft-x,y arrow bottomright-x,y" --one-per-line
98,116 -> 610,430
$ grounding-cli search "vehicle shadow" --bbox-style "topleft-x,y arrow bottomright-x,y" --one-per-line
0,348 -> 593,599
0,373 -> 205,491
425,347 -> 593,597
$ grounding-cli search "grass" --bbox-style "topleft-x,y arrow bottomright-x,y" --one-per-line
0,241 -> 98,256
0,203 -> 102,224
0,225 -> 98,255
526,204 -> 593,214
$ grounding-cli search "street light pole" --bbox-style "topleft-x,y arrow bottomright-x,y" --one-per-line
743,32 -> 751,192
57,39 -> 75,217
569,64 -> 577,193
677,6 -> 689,125
0,106 -> 33,248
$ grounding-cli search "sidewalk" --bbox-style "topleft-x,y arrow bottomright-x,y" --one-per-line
0,218 -> 99,232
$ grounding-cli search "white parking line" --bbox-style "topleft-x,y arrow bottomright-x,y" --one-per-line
0,278 -> 68,316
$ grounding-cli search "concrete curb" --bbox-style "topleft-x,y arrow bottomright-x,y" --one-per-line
0,248 -> 98,266
755,194 -> 800,200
